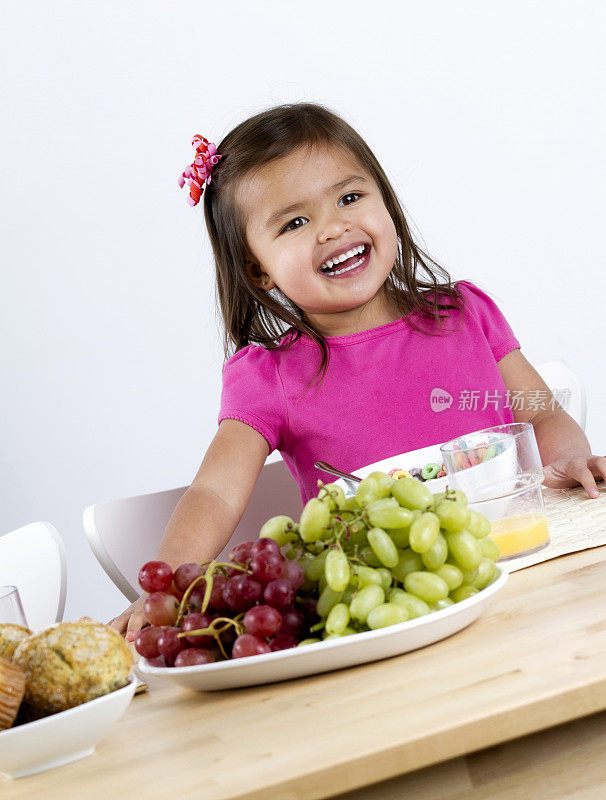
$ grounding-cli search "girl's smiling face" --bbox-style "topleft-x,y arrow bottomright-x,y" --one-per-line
239,144 -> 400,336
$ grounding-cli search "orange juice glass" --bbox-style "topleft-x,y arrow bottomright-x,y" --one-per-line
489,512 -> 550,559
440,423 -> 550,560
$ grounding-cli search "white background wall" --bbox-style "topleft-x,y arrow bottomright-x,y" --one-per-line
2,1 -> 604,624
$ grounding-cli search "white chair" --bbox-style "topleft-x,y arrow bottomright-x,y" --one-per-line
0,522 -> 67,631
536,359 -> 586,430
83,458 -> 303,603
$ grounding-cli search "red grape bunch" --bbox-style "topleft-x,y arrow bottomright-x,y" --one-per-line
134,536 -> 315,667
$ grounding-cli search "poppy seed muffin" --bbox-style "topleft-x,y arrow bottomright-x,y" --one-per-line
0,657 -> 26,730
0,623 -> 32,661
12,617 -> 133,716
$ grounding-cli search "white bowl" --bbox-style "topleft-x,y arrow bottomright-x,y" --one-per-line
334,438 -> 519,506
334,443 -> 450,497
0,673 -> 138,779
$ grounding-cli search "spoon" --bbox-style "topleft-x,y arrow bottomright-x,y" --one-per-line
314,460 -> 362,493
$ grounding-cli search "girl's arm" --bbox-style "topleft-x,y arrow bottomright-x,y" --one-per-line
157,419 -> 271,567
497,349 -> 605,498
109,419 -> 271,639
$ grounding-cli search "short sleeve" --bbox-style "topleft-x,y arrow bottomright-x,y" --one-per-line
456,280 -> 521,362
218,344 -> 288,453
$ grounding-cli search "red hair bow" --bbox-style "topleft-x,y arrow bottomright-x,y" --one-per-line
178,134 -> 223,207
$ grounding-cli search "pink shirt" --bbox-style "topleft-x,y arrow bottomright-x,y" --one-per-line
218,280 -> 520,504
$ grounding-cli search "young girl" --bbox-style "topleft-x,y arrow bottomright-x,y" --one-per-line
111,102 -> 604,639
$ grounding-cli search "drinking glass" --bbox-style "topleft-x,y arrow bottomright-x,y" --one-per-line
440,423 -> 550,560
0,585 -> 28,627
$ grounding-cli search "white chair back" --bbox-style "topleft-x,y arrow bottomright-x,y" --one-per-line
84,459 -> 303,602
0,522 -> 67,631
536,359 -> 586,430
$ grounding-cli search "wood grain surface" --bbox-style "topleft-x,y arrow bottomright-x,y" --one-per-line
332,708 -> 606,799
2,544 -> 606,800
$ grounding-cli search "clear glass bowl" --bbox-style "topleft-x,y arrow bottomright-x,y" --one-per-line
440,423 -> 550,560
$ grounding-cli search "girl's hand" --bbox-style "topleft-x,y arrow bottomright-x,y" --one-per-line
108,595 -> 147,642
543,454 -> 606,499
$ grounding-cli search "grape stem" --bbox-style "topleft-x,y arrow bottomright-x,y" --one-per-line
216,561 -> 249,571
209,616 -> 245,635
177,616 -> 245,660
200,560 -> 217,614
176,560 -> 251,626
176,574 -> 206,626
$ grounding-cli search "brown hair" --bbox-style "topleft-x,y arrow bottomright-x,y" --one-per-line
203,101 -> 464,387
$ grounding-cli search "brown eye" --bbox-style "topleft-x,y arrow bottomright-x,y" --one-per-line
341,192 -> 362,205
281,217 -> 305,234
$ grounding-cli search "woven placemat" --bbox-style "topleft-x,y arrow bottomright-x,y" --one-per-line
504,482 -> 606,572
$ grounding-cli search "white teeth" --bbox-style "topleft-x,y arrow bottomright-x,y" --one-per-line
323,252 -> 367,276
320,244 -> 366,271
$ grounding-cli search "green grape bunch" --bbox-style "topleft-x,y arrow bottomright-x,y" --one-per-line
259,471 -> 501,645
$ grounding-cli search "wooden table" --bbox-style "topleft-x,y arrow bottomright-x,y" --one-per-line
3,544 -> 606,800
